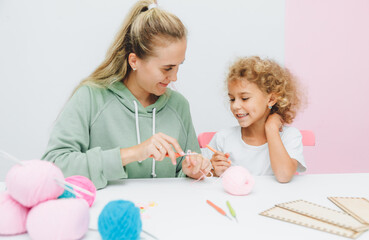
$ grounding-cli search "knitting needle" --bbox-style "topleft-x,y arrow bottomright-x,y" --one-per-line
206,200 -> 232,221
0,150 -> 24,165
205,145 -> 231,164
142,229 -> 159,240
54,179 -> 83,198
57,179 -> 94,196
226,200 -> 238,223
54,178 -> 94,197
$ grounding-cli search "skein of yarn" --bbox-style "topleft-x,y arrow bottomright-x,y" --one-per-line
222,166 -> 255,196
98,200 -> 142,240
64,175 -> 96,207
6,160 -> 65,207
26,198 -> 89,240
0,192 -> 29,235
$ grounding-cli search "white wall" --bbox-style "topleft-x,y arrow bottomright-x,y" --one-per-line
0,0 -> 285,179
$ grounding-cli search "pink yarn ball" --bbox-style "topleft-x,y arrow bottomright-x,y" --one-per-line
222,166 -> 255,196
65,175 -> 97,207
0,192 -> 29,235
26,198 -> 89,240
6,160 -> 65,207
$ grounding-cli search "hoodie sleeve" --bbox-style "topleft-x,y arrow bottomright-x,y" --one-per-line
42,86 -> 126,189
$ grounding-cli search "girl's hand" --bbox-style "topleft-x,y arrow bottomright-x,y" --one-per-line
120,132 -> 184,166
182,153 -> 212,179
210,151 -> 231,177
265,113 -> 284,133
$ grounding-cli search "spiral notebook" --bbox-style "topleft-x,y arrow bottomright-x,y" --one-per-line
260,198 -> 369,239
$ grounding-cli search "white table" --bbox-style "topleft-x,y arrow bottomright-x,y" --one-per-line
1,173 -> 369,240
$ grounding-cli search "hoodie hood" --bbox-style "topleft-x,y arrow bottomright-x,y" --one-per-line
108,81 -> 171,115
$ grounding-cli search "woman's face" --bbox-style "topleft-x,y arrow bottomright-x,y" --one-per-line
130,38 -> 187,98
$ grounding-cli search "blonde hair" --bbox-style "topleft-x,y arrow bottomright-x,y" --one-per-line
227,56 -> 302,124
75,0 -> 187,92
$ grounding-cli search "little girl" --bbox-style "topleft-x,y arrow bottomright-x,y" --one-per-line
205,56 -> 306,182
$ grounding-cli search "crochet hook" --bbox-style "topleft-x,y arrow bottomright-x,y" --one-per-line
205,145 -> 231,164
226,200 -> 238,223
206,200 -> 232,221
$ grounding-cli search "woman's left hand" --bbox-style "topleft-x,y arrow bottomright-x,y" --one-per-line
182,153 -> 212,179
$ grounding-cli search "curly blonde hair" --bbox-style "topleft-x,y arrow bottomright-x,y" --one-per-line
227,56 -> 302,124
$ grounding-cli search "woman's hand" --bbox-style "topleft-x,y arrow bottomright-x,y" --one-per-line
210,151 -> 231,177
182,153 -> 212,179
265,113 -> 283,133
120,132 -> 184,166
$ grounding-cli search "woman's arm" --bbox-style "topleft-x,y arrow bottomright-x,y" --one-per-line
42,87 -> 126,189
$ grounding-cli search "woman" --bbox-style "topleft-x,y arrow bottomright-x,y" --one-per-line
42,0 -> 211,189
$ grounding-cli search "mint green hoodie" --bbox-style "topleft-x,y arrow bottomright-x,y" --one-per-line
42,81 -> 200,189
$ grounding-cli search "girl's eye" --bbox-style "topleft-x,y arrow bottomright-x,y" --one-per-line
229,99 -> 235,102
164,68 -> 172,71
242,98 -> 249,101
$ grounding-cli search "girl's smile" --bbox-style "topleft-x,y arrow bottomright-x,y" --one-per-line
235,113 -> 249,119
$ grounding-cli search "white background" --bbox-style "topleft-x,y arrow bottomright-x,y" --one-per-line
0,0 -> 285,180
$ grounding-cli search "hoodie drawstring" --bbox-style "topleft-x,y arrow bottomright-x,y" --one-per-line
151,108 -> 157,177
133,100 -> 157,177
133,101 -> 142,163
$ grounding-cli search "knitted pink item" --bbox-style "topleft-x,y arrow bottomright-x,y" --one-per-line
222,166 -> 255,195
0,192 -> 29,235
65,175 -> 97,207
26,198 -> 89,240
6,160 -> 65,207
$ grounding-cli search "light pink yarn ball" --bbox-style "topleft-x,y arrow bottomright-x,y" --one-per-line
26,198 -> 89,240
222,166 -> 255,196
6,160 -> 65,207
0,192 -> 29,235
65,175 -> 97,207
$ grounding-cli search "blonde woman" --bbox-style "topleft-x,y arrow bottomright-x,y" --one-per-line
42,0 -> 211,189
204,56 -> 306,182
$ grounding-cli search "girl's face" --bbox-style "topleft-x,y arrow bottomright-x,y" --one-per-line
228,79 -> 272,128
129,38 -> 187,99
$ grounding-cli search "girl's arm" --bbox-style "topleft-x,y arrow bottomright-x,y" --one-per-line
265,114 -> 298,183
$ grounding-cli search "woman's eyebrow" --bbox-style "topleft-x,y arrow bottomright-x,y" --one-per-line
162,60 -> 185,67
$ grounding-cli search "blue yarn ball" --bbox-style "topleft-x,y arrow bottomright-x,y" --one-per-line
98,200 -> 142,240
58,186 -> 76,199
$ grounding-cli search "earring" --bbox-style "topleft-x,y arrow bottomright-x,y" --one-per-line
268,106 -> 272,109
132,68 -> 136,71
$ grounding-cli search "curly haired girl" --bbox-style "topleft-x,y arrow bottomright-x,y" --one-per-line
205,56 -> 306,182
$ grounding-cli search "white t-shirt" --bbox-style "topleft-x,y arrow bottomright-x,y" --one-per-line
202,126 -> 306,175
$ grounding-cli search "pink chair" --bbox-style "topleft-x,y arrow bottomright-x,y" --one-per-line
198,132 -> 217,148
300,130 -> 315,146
198,130 -> 315,148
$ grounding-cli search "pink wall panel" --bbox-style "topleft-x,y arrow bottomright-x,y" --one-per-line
285,0 -> 369,174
